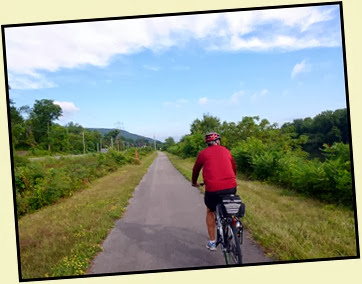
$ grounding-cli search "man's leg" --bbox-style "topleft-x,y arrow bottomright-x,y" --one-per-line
206,208 -> 216,241
204,193 -> 217,250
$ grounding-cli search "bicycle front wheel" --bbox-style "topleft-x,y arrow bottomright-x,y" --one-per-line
223,225 -> 242,265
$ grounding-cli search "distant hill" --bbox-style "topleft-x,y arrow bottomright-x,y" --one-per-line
87,128 -> 162,144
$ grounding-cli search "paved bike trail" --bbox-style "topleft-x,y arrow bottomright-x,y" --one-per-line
88,152 -> 271,274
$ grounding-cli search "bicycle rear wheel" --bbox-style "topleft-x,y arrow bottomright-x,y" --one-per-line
223,225 -> 242,265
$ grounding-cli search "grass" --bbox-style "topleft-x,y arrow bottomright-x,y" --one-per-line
15,148 -> 149,217
17,152 -> 157,279
165,152 -> 358,261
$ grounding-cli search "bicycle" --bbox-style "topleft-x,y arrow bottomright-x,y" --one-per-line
200,183 -> 245,265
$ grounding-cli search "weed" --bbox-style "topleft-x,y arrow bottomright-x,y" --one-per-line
18,152 -> 157,279
166,152 -> 357,261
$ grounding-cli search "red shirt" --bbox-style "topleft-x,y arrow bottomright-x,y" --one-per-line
192,145 -> 237,192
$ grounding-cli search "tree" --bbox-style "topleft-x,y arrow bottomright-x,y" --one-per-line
333,108 -> 349,143
104,129 -> 121,148
219,121 -> 239,149
9,100 -> 35,149
29,99 -> 62,150
85,130 -> 102,152
66,122 -> 83,134
9,99 -> 24,125
49,124 -> 71,152
9,100 -> 25,148
68,133 -> 84,154
164,137 -> 176,150
236,116 -> 261,140
178,132 -> 205,158
312,110 -> 335,135
281,108 -> 349,158
190,114 -> 221,134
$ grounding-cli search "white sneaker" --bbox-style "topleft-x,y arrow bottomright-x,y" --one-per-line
206,240 -> 217,251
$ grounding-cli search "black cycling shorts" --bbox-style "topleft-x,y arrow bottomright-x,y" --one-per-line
204,187 -> 237,212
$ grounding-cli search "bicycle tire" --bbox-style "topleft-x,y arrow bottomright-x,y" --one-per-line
237,225 -> 244,245
223,225 -> 243,265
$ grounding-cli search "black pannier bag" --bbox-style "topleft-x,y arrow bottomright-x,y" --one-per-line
220,194 -> 245,217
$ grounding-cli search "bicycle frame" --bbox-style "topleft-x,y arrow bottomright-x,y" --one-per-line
215,203 -> 243,265
198,183 -> 243,264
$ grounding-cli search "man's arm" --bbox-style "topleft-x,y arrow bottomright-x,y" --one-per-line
231,155 -> 237,175
192,154 -> 203,186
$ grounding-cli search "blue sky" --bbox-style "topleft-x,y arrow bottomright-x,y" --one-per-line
5,4 -> 347,142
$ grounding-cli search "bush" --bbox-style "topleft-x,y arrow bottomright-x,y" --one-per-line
178,133 -> 205,158
320,143 -> 353,205
168,144 -> 181,156
107,149 -> 127,165
231,139 -> 353,207
231,137 -> 266,176
13,154 -> 30,167
31,147 -> 52,157
167,129 -> 353,207
251,150 -> 283,181
14,148 -> 154,217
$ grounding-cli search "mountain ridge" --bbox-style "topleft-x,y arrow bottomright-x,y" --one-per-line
86,128 -> 162,144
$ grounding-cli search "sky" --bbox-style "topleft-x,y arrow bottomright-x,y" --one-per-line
4,4 -> 347,142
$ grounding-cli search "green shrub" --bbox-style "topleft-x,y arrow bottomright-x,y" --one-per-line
168,144 -> 181,156
14,148 -> 154,217
321,142 -> 350,162
251,150 -> 283,181
31,147 -> 52,157
231,137 -> 266,175
231,139 -> 353,207
178,133 -> 205,158
106,149 -> 127,166
270,153 -> 301,187
13,154 -> 30,167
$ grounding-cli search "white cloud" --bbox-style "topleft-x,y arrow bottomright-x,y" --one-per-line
282,89 -> 290,96
198,97 -> 209,105
172,65 -> 190,71
224,7 -> 331,36
196,90 -> 244,107
4,15 -> 221,75
177,98 -> 188,104
162,98 -> 188,108
257,6 -> 336,32
212,6 -> 339,52
143,65 -> 160,71
260,89 -> 268,96
8,72 -> 56,89
229,90 -> 245,104
54,101 -> 80,116
251,89 -> 269,101
291,60 -> 311,78
4,5 -> 339,84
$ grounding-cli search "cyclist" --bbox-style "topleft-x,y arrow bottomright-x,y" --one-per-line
192,132 -> 237,251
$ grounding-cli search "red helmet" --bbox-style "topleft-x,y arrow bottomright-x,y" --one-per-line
205,132 -> 221,143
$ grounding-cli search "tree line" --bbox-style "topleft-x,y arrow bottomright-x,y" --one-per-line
9,99 -> 158,156
165,109 -> 353,207
281,108 -> 349,158
164,109 -> 349,158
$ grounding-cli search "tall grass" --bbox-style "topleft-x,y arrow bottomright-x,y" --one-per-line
14,148 -> 152,217
231,140 -> 353,207
165,152 -> 358,261
18,152 -> 157,279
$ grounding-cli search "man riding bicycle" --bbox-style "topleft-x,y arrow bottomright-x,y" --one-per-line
192,132 -> 237,251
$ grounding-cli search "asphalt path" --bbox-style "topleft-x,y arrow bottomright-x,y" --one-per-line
88,152 -> 272,274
